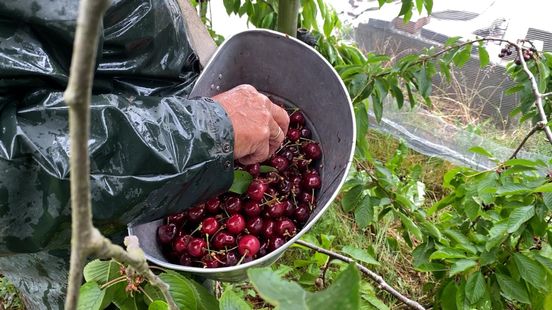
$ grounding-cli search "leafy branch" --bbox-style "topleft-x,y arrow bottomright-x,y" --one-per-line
295,240 -> 426,310
63,0 -> 176,308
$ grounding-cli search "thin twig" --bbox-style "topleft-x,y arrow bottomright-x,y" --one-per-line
509,122 -> 545,159
295,240 -> 425,310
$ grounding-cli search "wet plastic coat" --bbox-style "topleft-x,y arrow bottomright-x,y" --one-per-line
0,0 -> 234,308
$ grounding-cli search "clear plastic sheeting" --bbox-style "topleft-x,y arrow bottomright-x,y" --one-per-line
368,104 -> 550,171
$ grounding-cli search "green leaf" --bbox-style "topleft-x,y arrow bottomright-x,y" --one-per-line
505,84 -> 525,95
354,195 -> 374,228
415,66 -> 432,98
342,185 -> 364,212
478,44 -> 490,68
537,61 -> 550,92
260,165 -> 277,173
78,282 -> 105,310
415,0 -> 423,13
513,253 -> 548,292
468,146 -> 494,158
507,205 -> 535,233
429,248 -> 468,260
148,300 -> 169,310
159,273 -> 197,310
485,220 -> 508,251
219,289 -> 252,310
248,267 -> 309,309
224,0 -> 236,14
440,280 -> 457,310
229,170 -> 253,194
398,212 -> 423,240
342,246 -> 380,265
306,264 -> 360,310
534,183 -> 552,192
503,158 -> 539,168
465,272 -> 486,304
142,284 -> 164,306
449,259 -> 477,276
159,271 -> 218,310
424,0 -> 433,14
260,12 -> 275,29
83,259 -> 119,284
496,273 -> 531,304
453,44 -> 472,68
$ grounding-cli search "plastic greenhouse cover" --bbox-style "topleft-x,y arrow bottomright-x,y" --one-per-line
368,103 -> 550,171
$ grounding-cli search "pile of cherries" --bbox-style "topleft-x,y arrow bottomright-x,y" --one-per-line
156,109 -> 322,268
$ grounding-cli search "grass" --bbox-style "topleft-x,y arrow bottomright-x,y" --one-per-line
0,276 -> 23,310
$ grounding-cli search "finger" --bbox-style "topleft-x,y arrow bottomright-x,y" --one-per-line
268,119 -> 285,156
269,102 -> 290,135
239,141 -> 270,165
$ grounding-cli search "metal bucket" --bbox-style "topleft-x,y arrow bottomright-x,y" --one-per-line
128,29 -> 355,282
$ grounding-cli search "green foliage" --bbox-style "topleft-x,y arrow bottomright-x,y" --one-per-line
229,170 -> 253,194
78,260 -> 218,310
247,263 -> 360,309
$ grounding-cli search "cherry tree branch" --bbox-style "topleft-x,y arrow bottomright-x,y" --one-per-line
63,0 -> 176,308
513,44 -> 552,144
295,240 -> 425,310
509,122 -> 546,159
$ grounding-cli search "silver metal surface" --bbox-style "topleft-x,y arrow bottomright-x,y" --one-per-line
128,29 -> 355,282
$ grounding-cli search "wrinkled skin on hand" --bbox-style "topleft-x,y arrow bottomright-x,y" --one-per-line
214,84 -> 290,165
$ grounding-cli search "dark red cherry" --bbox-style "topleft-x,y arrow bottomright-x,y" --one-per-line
205,197 -> 221,214
172,235 -> 192,254
167,212 -> 186,227
187,206 -> 205,222
279,148 -> 295,161
245,163 -> 261,177
246,217 -> 264,235
223,251 -> 239,266
295,159 -> 311,171
201,217 -> 219,235
238,235 -> 261,257
270,156 -> 289,172
299,192 -> 314,204
268,237 -> 286,251
267,202 -> 286,218
187,238 -> 207,257
157,224 -> 177,244
294,204 -> 310,223
226,214 -> 246,235
247,179 -> 268,201
302,142 -> 322,160
278,179 -> 292,195
302,172 -> 321,189
282,201 -> 296,217
212,231 -> 236,250
262,220 -> 275,239
275,219 -> 297,237
224,197 -> 243,214
290,111 -> 306,127
179,253 -> 192,266
202,256 -> 220,268
286,128 -> 301,142
243,201 -> 261,217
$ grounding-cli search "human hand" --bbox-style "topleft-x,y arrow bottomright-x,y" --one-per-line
213,84 -> 290,165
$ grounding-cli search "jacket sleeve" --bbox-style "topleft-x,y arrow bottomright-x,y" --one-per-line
0,0 -> 234,254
